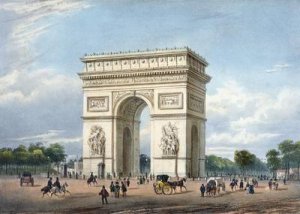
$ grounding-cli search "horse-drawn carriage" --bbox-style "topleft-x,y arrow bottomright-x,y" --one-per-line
153,174 -> 186,195
206,177 -> 225,196
20,172 -> 34,186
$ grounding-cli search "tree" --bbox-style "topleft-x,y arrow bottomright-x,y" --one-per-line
13,145 -> 29,174
0,148 -> 13,174
292,141 -> 300,180
205,155 -> 238,176
28,142 -> 45,153
45,143 -> 66,175
29,149 -> 47,173
266,149 -> 281,178
278,139 -> 295,180
234,150 -> 255,175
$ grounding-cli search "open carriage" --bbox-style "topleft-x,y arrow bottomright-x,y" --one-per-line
153,174 -> 173,195
153,174 -> 187,195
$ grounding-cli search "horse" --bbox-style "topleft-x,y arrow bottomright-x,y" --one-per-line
87,175 -> 98,186
168,178 -> 187,192
41,185 -> 51,197
50,182 -> 71,197
206,180 -> 217,196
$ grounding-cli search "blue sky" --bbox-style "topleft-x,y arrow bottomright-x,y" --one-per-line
0,0 -> 300,160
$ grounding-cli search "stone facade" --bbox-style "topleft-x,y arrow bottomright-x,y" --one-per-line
78,47 -> 211,178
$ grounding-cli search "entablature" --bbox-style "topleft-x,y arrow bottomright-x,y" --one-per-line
80,47 -> 208,75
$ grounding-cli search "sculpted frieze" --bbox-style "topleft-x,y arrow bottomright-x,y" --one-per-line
84,54 -> 189,73
83,74 -> 187,87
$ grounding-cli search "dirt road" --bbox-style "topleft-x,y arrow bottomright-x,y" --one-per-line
0,177 -> 299,213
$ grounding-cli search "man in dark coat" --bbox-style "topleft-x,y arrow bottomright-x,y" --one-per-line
47,177 -> 53,188
99,185 -> 109,204
200,184 -> 206,197
53,177 -> 61,191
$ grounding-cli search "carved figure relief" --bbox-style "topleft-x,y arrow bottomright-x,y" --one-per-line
112,91 -> 134,109
159,93 -> 183,109
87,96 -> 109,112
136,89 -> 154,106
88,125 -> 106,156
112,90 -> 154,110
160,122 -> 179,156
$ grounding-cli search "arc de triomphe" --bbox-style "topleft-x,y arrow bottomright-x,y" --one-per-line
78,47 -> 211,178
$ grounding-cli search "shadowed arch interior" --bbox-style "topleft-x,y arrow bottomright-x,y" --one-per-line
116,96 -> 149,176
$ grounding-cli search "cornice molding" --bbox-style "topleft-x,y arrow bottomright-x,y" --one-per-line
81,47 -> 208,66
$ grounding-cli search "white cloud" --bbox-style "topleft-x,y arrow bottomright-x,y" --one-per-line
13,129 -> 82,145
265,63 -> 290,73
0,69 -> 81,105
206,80 -> 300,158
207,131 -> 281,146
0,0 -> 90,69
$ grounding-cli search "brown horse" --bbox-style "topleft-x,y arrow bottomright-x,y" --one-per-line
168,178 -> 187,192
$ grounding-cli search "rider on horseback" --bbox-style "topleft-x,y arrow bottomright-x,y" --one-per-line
47,177 -> 52,188
53,177 -> 61,192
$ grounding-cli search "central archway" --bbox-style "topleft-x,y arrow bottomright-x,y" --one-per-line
115,96 -> 151,177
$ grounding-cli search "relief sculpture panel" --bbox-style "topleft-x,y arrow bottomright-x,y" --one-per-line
87,96 -> 109,112
160,122 -> 179,156
88,125 -> 106,156
158,92 -> 183,109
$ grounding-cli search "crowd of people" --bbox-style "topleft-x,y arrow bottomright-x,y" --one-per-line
199,177 -> 263,197
46,172 -> 287,205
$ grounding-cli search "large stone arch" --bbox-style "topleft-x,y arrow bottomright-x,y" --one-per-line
79,47 -> 211,178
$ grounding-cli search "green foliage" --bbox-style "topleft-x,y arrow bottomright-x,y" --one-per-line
45,143 -> 66,164
266,149 -> 281,178
266,149 -> 281,171
205,155 -> 238,173
266,139 -> 300,180
13,145 -> 29,165
0,143 -> 66,175
234,150 -> 255,173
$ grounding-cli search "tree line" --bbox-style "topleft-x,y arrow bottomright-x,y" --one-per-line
206,150 -> 268,177
266,139 -> 300,180
0,142 -> 66,175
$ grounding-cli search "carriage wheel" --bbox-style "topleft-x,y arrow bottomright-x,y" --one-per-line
154,185 -> 163,195
162,184 -> 173,195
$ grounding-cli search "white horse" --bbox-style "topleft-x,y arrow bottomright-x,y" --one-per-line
50,182 -> 71,197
